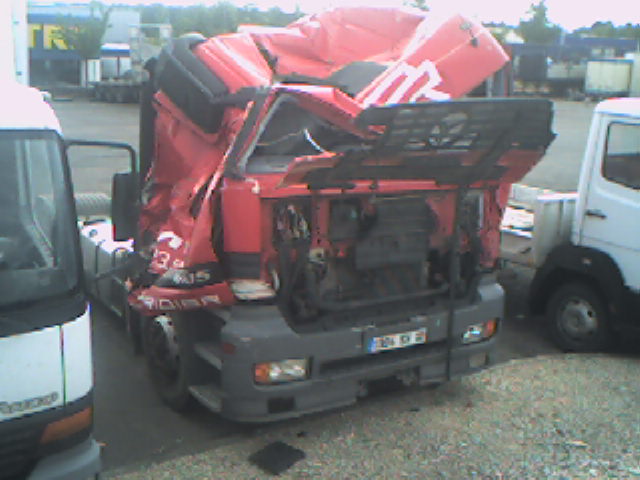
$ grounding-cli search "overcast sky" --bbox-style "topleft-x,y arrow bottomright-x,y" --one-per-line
77,0 -> 638,31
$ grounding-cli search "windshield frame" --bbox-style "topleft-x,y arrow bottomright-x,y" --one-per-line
0,129 -> 82,314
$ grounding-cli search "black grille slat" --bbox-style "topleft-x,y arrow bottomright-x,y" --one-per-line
299,98 -> 555,188
0,424 -> 42,480
319,341 -> 446,377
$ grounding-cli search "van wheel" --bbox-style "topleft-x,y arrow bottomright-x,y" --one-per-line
548,282 -> 613,352
143,314 -> 196,411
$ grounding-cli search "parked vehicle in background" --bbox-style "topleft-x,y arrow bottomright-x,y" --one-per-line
93,23 -> 172,103
92,23 -> 172,103
501,98 -> 640,351
585,53 -> 640,99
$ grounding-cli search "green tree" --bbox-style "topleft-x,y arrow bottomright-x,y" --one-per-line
572,21 -> 640,41
517,1 -> 562,44
54,1 -> 110,59
619,23 -> 640,42
144,2 -> 304,38
53,2 -> 110,86
140,3 -> 170,24
588,21 -> 617,38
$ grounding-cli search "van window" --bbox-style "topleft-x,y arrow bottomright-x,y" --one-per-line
602,122 -> 640,190
0,131 -> 79,309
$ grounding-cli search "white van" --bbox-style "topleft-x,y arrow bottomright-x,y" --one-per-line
0,83 -> 101,479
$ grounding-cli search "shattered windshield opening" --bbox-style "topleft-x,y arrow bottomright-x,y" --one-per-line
0,130 -> 79,310
245,96 -> 362,174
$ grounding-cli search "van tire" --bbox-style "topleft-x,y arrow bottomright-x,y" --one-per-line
547,282 -> 613,352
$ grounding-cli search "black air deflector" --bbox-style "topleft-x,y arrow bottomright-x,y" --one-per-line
291,98 -> 555,188
357,98 -> 554,152
156,35 -> 255,133
326,61 -> 388,96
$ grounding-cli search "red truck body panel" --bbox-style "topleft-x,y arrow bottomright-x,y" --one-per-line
129,8 -> 549,316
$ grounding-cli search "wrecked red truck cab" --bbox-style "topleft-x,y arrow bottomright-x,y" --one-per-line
82,8 -> 554,421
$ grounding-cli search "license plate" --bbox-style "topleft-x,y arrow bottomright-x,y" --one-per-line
367,328 -> 427,354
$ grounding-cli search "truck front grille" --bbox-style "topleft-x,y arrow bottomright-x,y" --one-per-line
319,341 -> 447,377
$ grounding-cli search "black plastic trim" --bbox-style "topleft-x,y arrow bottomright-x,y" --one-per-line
0,292 -> 86,338
156,35 -> 256,134
296,98 -> 555,188
223,90 -> 271,178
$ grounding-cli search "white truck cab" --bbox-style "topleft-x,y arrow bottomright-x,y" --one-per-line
502,98 -> 640,351
0,83 -> 101,479
573,99 -> 640,288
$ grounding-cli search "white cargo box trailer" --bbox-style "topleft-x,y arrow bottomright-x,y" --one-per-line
585,54 -> 640,98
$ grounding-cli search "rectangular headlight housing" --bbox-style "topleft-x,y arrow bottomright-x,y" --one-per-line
461,319 -> 498,344
254,359 -> 309,385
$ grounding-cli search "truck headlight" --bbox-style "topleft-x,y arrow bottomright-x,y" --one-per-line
254,359 -> 309,385
461,319 -> 498,344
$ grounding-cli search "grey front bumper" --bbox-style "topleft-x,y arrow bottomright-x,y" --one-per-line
208,280 -> 504,422
28,437 -> 101,480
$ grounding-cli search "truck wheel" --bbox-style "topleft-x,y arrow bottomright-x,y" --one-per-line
547,282 -> 613,352
124,301 -> 143,355
115,88 -> 126,103
143,314 -> 197,411
105,88 -> 116,103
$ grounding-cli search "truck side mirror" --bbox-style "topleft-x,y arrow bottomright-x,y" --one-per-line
112,172 -> 139,241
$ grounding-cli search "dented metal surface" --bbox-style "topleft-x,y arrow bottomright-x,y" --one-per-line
127,7 -> 553,318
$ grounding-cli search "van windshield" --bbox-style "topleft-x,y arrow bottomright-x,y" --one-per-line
0,130 -> 79,309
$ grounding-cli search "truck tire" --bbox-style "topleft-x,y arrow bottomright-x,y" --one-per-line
105,88 -> 116,103
142,313 -> 198,411
115,88 -> 126,103
123,292 -> 143,355
547,282 -> 613,352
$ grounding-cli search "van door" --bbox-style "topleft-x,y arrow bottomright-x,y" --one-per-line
578,116 -> 640,290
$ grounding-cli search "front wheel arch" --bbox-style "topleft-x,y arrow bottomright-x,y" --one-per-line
142,313 -> 200,411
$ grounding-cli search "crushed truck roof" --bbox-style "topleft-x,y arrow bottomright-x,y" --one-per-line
129,7 -> 554,316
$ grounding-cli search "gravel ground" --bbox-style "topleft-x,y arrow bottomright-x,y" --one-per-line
105,354 -> 640,479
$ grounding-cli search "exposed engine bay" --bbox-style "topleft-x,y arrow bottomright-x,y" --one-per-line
268,193 -> 483,326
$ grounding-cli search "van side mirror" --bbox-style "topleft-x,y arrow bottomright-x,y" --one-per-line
112,172 -> 139,241
64,139 -> 139,242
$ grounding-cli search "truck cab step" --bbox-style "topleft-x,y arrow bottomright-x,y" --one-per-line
188,384 -> 223,412
194,341 -> 223,369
